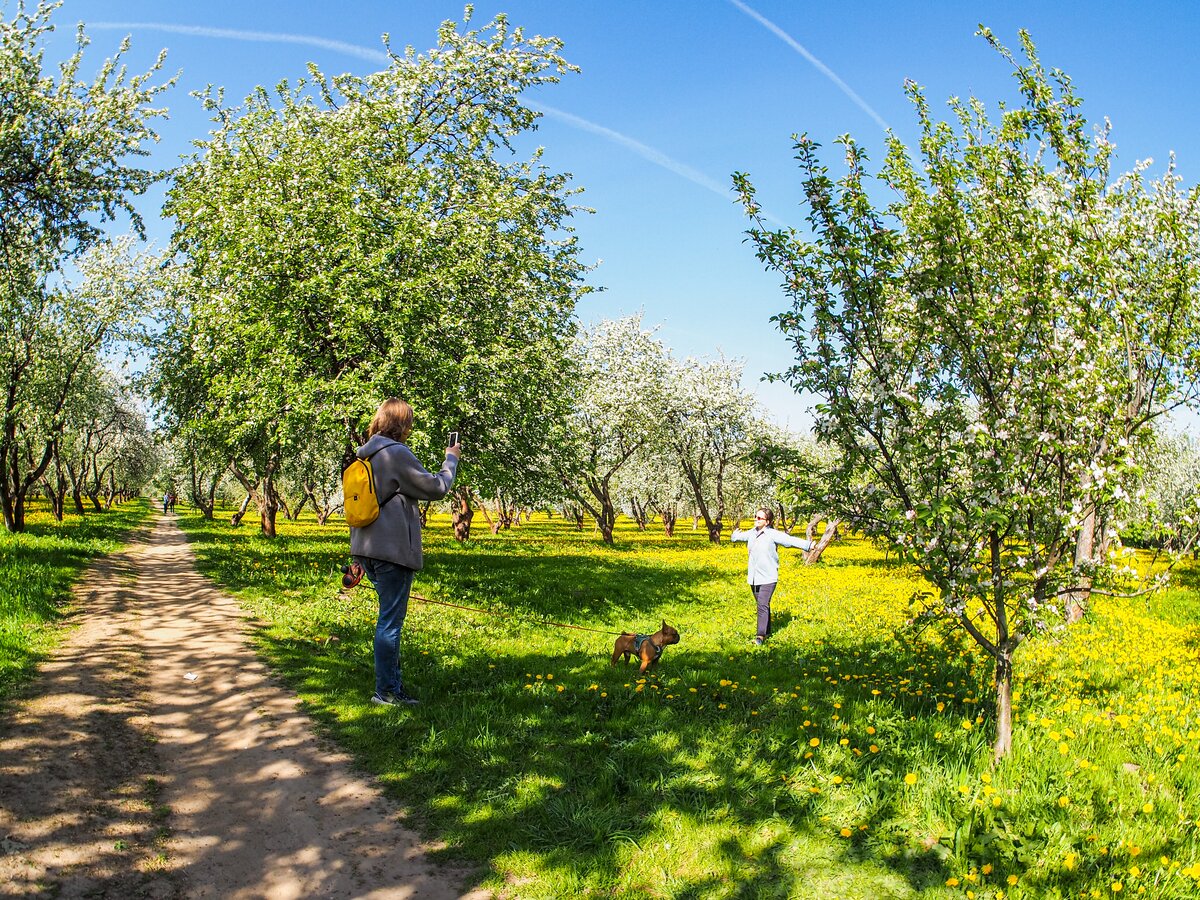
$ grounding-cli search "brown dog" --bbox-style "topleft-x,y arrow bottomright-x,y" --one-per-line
611,620 -> 680,674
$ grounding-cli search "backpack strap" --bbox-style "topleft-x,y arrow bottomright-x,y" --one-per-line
363,440 -> 402,510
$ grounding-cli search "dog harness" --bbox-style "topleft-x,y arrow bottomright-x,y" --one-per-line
632,634 -> 663,661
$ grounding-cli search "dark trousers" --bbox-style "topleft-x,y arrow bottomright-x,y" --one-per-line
751,582 -> 777,639
357,557 -> 415,697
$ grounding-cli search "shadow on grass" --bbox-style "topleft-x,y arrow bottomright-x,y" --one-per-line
250,612 -> 990,897
178,512 -> 1008,896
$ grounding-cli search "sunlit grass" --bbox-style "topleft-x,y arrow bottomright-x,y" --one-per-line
175,510 -> 1200,899
0,499 -> 150,705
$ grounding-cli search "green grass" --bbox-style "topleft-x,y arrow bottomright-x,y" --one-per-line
173,511 -> 1200,899
0,499 -> 151,705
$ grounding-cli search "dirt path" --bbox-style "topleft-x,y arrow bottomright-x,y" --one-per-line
0,513 -> 491,899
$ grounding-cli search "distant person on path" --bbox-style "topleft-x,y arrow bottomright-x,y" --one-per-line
350,397 -> 460,707
162,492 -> 171,514
730,507 -> 814,646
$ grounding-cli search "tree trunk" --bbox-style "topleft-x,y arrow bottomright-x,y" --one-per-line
49,443 -> 67,520
230,492 -> 252,526
804,518 -> 840,564
563,503 -> 585,530
993,649 -> 1014,761
451,486 -> 474,541
1065,507 -> 1096,623
259,475 -> 278,536
582,475 -> 616,545
46,481 -> 64,521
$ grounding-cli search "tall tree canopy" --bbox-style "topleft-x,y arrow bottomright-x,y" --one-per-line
1,0 -> 171,531
736,29 -> 1200,758
153,10 -> 589,535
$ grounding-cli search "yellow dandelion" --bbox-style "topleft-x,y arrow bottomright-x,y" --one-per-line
809,737 -> 820,747
839,827 -> 852,838
866,725 -> 877,735
904,773 -> 917,785
946,878 -> 960,887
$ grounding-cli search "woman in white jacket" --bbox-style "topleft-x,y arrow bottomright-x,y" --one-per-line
730,507 -> 814,646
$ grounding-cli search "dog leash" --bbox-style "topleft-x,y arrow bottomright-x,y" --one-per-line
342,564 -> 627,636
409,593 -> 627,636
399,591 -> 628,636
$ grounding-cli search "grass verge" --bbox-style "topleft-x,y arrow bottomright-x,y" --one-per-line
0,499 -> 151,706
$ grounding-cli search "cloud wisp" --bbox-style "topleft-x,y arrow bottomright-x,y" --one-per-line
726,0 -> 891,134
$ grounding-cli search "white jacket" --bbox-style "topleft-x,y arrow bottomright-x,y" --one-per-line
730,526 -> 813,585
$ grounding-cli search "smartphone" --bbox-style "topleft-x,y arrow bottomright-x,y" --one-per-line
448,431 -> 459,447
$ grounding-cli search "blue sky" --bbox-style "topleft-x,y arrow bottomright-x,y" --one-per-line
43,1 -> 1200,432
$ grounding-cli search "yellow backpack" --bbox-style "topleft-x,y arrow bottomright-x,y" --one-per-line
342,444 -> 396,527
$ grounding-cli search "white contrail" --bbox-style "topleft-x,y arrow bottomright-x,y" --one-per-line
91,21 -> 390,64
727,0 -> 891,134
91,21 -> 750,208
528,101 -> 733,201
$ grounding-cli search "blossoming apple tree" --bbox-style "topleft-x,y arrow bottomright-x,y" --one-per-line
153,11 -> 587,537
735,30 -> 1200,757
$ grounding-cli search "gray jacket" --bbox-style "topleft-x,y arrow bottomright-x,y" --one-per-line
349,434 -> 458,570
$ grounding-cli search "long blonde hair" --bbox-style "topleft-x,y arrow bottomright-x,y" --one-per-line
367,398 -> 414,442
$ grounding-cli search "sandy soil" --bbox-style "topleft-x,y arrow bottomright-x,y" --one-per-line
0,513 -> 492,899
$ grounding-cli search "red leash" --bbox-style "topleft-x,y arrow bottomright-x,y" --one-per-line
342,562 -> 626,636
409,593 -> 627,636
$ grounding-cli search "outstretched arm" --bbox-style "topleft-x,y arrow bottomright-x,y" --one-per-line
773,530 -> 814,552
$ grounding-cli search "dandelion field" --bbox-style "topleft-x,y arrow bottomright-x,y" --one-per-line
177,512 -> 1200,898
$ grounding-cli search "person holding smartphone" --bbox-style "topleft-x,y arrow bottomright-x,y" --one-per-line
350,397 -> 461,706
730,507 -> 814,646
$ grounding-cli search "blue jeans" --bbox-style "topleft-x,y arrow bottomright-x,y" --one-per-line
357,557 -> 415,697
751,582 -> 777,639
